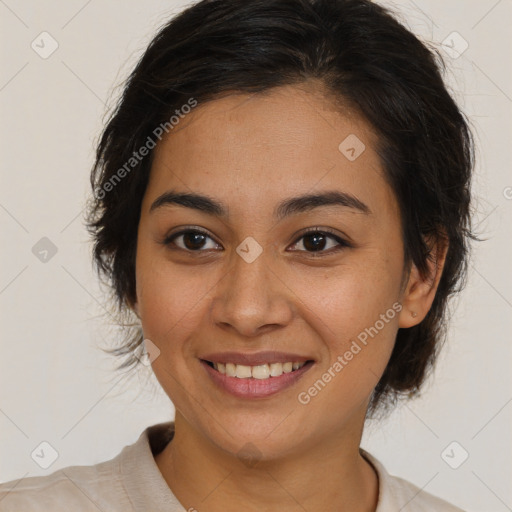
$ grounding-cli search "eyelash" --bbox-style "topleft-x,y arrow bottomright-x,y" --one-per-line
162,226 -> 351,257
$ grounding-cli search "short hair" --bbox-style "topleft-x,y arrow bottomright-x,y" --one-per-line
85,0 -> 475,416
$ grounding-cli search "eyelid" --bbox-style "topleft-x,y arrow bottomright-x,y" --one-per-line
162,225 -> 221,247
290,226 -> 352,247
286,226 -> 352,256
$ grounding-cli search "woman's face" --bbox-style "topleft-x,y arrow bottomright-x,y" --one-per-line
134,84 -> 409,459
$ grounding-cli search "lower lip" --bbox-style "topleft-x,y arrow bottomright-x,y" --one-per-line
200,360 -> 314,399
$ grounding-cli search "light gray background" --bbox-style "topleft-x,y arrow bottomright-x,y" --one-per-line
1,1 -> 511,510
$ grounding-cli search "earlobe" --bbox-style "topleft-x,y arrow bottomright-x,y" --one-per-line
398,236 -> 449,328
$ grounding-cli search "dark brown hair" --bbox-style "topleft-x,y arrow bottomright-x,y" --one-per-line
85,0 -> 475,416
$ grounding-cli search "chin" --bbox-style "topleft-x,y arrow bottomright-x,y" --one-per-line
198,413 -> 311,463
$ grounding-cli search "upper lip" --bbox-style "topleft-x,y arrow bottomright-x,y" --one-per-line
201,351 -> 313,366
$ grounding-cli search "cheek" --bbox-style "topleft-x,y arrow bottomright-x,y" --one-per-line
135,248 -> 202,349
292,252 -> 402,339
289,257 -> 401,405
135,260 -> 210,402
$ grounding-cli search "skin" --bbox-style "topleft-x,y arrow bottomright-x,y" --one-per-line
132,82 -> 447,512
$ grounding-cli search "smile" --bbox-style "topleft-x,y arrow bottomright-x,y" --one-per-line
200,358 -> 315,399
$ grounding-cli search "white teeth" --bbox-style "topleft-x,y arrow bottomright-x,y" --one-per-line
225,363 -> 236,377
269,363 -> 283,377
252,364 -> 270,379
235,364 -> 252,378
212,361 -> 307,379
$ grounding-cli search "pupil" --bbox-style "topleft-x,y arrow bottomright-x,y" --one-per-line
184,232 -> 206,250
304,233 -> 326,251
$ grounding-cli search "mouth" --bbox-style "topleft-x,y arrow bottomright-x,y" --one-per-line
199,356 -> 315,399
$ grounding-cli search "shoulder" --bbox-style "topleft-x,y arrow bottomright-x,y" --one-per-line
383,473 -> 466,512
0,422 -> 177,512
0,448 -> 130,512
361,450 -> 466,512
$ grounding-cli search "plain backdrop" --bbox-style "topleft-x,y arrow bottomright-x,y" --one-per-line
0,1 -> 511,511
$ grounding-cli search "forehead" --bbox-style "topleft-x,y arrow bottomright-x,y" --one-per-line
145,84 -> 397,221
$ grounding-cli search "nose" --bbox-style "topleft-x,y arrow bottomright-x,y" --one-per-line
209,243 -> 294,338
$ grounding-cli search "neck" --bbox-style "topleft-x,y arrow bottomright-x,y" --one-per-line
155,413 -> 379,512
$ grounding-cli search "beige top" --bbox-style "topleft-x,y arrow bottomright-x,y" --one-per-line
0,422 -> 464,511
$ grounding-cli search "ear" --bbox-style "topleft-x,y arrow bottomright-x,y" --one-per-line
398,234 -> 449,328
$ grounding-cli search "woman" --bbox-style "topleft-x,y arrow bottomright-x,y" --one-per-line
0,0 -> 474,510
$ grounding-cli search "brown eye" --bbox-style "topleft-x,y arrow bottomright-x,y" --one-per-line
164,229 -> 221,252
288,229 -> 350,255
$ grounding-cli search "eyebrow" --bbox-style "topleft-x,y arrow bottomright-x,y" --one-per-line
149,189 -> 371,219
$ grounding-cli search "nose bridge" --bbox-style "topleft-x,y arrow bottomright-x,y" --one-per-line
232,236 -> 272,293
210,238 -> 292,335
